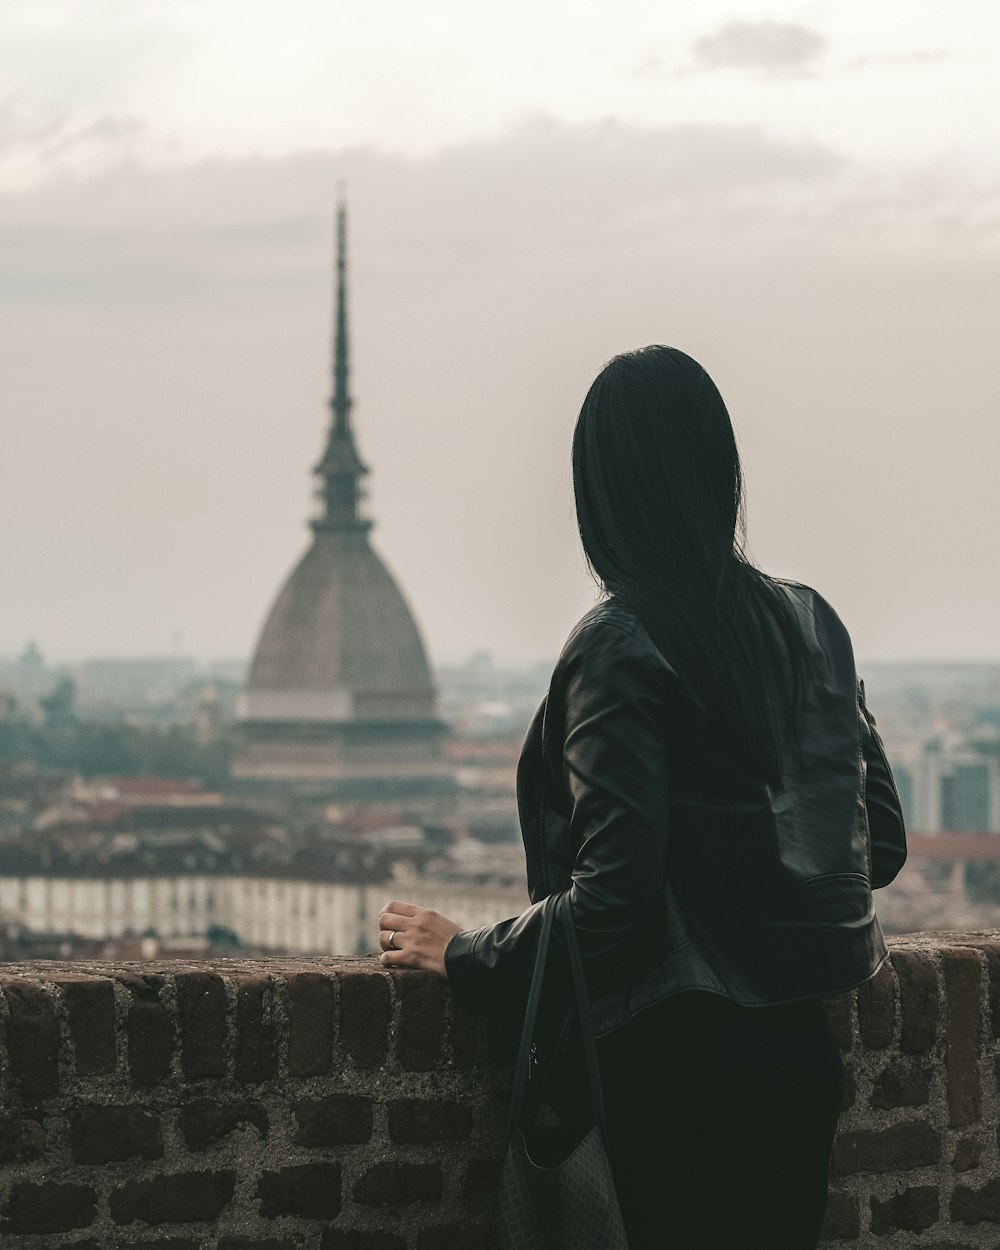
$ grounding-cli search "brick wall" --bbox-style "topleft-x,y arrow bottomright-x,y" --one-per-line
820,932 -> 1000,1247
0,933 -> 998,1248
0,955 -> 505,1249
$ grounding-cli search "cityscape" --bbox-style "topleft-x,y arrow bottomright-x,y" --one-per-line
3,641 -> 1000,961
2,199 -> 998,966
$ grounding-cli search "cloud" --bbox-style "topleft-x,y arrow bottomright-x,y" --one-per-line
0,105 -> 177,192
6,115 -> 1000,315
3,114 -> 998,319
692,21 -> 826,74
0,116 -> 849,302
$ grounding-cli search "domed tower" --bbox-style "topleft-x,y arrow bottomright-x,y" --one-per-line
234,198 -> 452,800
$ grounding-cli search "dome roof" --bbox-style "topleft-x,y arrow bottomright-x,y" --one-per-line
244,532 -> 436,724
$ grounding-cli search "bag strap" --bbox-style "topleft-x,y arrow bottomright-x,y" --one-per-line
557,890 -> 611,1148
507,892 -> 557,1135
506,889 -> 611,1151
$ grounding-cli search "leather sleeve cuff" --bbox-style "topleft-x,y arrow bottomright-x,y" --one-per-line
443,926 -> 488,999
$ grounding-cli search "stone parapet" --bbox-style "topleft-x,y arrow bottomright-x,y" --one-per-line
0,955 -> 504,1248
0,933 -> 998,1247
819,931 -> 1000,1246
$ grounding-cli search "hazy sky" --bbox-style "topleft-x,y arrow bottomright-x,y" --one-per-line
2,1 -> 999,667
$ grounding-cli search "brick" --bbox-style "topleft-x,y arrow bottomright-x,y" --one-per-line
70,1104 -> 162,1164
353,1161 -> 442,1206
122,974 -> 174,1085
830,1121 -> 940,1176
857,963 -> 895,1048
287,971 -> 334,1076
415,1224 -> 494,1250
822,993 -> 853,1051
2,980 -> 60,1100
870,1060 -> 932,1109
447,996 -> 480,1067
388,1098 -> 473,1144
339,971 -> 390,1067
0,1181 -> 97,1234
179,1099 -> 268,1151
944,948 -> 983,1128
294,1095 -> 373,1147
892,949 -> 941,1054
870,1185 -> 939,1234
0,1116 -> 45,1164
58,978 -> 117,1076
175,971 -> 227,1079
235,975 -> 279,1083
819,1190 -> 860,1241
462,1158 -> 501,1200
393,971 -> 445,1071
256,1163 -> 342,1220
109,1171 -> 235,1225
118,971 -> 166,1003
953,1136 -> 981,1172
951,1177 -> 1000,1224
321,1232 -> 408,1250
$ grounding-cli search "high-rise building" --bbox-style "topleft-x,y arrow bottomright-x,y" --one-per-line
233,199 -> 452,802
882,736 -> 1000,834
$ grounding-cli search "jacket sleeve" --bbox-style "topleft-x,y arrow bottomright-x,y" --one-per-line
858,676 -> 907,888
444,621 -> 669,1001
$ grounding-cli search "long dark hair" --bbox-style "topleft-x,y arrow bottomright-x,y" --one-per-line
572,344 -> 816,786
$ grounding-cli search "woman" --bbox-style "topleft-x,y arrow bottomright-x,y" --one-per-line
376,345 -> 907,1250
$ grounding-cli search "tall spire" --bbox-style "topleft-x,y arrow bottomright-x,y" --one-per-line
332,192 -> 351,438
312,190 -> 371,533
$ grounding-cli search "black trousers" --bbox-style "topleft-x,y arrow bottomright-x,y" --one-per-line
542,990 -> 844,1250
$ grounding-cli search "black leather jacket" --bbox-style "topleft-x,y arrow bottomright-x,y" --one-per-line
444,582 -> 907,1039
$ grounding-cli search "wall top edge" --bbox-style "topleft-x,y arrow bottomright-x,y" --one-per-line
1,930 -> 1000,981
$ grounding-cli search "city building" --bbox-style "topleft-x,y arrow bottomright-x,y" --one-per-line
233,199 -> 452,802
881,735 -> 1000,834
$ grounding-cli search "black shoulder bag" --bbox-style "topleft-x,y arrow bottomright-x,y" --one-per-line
494,889 -> 630,1249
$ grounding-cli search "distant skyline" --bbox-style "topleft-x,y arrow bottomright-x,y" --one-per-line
2,2 -> 999,667
6,644 -> 1000,678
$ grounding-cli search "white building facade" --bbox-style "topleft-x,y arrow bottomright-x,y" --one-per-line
0,870 -> 526,957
